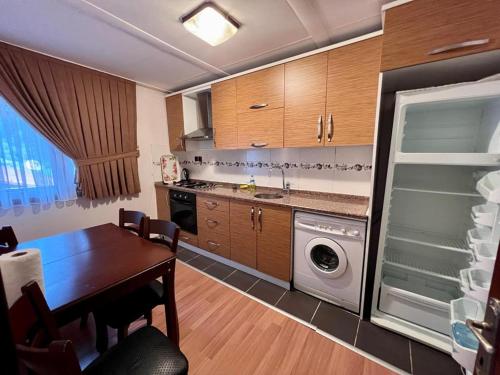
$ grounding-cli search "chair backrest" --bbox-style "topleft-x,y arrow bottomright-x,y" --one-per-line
8,279 -> 82,375
118,208 -> 146,235
143,218 -> 180,253
0,226 -> 18,251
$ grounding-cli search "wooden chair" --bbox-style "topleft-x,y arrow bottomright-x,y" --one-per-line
118,208 -> 146,235
94,217 -> 180,353
0,226 -> 18,252
5,276 -> 188,375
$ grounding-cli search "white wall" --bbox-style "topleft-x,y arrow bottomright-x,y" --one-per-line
0,85 -> 170,242
176,145 -> 373,196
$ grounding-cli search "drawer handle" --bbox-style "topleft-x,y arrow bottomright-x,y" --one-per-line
207,240 -> 221,249
205,201 -> 219,209
249,103 -> 268,110
327,113 -> 333,142
317,115 -> 323,143
251,142 -> 268,148
250,207 -> 255,230
206,218 -> 219,227
181,236 -> 190,241
428,38 -> 490,55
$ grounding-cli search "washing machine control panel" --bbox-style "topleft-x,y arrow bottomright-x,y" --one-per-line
297,220 -> 364,239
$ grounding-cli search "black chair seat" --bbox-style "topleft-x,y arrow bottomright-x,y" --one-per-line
97,281 -> 163,328
84,326 -> 188,375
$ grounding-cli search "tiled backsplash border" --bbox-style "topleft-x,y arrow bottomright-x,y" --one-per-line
179,160 -> 372,171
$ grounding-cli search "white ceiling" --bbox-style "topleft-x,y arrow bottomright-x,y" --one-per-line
0,0 -> 388,92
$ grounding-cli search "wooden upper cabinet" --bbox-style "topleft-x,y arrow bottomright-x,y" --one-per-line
236,65 -> 284,113
325,36 -> 382,146
256,204 -> 291,281
284,53 -> 328,148
237,108 -> 283,149
230,200 -> 257,269
165,94 -> 185,152
212,79 -> 238,149
381,0 -> 500,71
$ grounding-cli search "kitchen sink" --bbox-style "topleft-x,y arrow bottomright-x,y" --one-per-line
254,193 -> 283,199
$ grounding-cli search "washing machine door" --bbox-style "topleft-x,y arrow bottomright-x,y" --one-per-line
304,238 -> 347,279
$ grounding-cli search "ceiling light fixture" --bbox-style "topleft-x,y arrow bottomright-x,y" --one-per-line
180,2 -> 240,46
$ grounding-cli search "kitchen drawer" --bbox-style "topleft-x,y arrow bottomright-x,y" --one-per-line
197,195 -> 229,214
197,209 -> 230,235
382,0 -> 500,71
179,230 -> 198,247
236,65 -> 284,114
198,230 -> 230,258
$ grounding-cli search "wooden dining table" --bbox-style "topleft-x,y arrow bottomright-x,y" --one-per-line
12,223 -> 179,345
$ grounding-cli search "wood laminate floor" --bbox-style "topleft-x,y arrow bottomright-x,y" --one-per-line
65,262 -> 396,374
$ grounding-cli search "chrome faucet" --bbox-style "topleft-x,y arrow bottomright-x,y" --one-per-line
269,165 -> 290,194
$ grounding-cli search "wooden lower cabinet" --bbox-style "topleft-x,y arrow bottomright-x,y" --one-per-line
155,186 -> 170,220
256,205 -> 292,281
179,230 -> 198,247
230,200 -> 257,268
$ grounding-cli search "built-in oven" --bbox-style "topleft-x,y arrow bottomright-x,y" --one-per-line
169,189 -> 197,234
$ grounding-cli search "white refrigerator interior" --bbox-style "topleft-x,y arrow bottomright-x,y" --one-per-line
371,79 -> 500,371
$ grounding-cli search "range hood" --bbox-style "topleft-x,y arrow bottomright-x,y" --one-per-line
183,91 -> 213,140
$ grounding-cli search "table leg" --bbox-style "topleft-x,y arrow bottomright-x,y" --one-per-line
162,260 -> 179,347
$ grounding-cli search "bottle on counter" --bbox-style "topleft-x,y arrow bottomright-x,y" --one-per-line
249,175 -> 256,194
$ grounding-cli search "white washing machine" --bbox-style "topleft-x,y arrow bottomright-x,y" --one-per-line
293,211 -> 366,314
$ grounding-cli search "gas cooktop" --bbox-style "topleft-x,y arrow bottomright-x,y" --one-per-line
173,180 -> 216,190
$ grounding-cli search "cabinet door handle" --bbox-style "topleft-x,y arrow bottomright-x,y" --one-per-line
250,207 -> 255,230
213,128 -> 217,147
428,38 -> 490,55
249,103 -> 268,110
205,201 -> 219,209
317,115 -> 323,143
206,218 -> 219,227
207,240 -> 221,249
251,142 -> 268,148
258,208 -> 263,232
181,236 -> 190,241
327,113 -> 333,142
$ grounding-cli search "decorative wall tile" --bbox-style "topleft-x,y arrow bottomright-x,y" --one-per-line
175,146 -> 373,196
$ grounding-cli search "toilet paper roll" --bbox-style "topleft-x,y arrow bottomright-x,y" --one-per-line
0,248 -> 44,307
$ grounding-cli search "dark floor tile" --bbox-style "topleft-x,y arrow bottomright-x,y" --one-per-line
204,261 -> 236,280
312,302 -> 359,345
276,290 -> 320,322
411,340 -> 462,375
176,248 -> 199,262
355,321 -> 411,372
187,254 -> 215,270
224,270 -> 259,291
247,279 -> 286,305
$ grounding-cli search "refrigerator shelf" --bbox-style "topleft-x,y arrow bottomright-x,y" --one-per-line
393,186 -> 480,197
388,226 -> 470,254
460,269 -> 492,303
394,152 -> 500,166
467,227 -> 492,246
384,248 -> 462,282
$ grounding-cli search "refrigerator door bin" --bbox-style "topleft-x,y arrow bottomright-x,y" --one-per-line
467,227 -> 492,246
379,272 -> 460,335
451,322 -> 479,372
449,298 -> 485,372
471,203 -> 498,226
477,170 -> 500,203
460,268 -> 492,303
472,242 -> 498,272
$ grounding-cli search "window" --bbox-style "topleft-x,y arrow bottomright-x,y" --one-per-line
0,96 -> 76,209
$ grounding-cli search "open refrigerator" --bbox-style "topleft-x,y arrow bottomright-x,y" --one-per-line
370,78 -> 500,372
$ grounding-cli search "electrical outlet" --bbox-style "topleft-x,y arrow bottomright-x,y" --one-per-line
194,156 -> 202,163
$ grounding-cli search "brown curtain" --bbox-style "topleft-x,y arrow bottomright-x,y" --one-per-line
0,42 -> 140,200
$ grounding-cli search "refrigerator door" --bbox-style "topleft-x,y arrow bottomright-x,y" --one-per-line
371,78 -> 500,352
